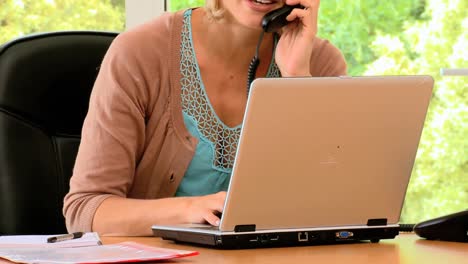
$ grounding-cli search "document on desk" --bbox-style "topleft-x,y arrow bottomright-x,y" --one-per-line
0,232 -> 101,248
0,242 -> 198,264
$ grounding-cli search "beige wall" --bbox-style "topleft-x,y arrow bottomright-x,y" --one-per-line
125,0 -> 165,30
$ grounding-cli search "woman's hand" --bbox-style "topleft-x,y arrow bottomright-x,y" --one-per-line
275,0 -> 320,77
91,192 -> 227,236
185,191 -> 226,226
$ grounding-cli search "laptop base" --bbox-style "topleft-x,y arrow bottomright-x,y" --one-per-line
154,227 -> 399,249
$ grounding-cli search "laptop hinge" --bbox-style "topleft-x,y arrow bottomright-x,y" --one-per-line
234,224 -> 256,232
367,218 -> 388,226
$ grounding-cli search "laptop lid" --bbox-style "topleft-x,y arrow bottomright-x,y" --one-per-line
218,75 -> 433,232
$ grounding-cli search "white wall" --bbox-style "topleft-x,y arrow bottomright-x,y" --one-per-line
125,0 -> 166,30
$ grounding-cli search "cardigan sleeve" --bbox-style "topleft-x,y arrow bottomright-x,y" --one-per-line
63,31 -> 151,233
310,37 -> 347,77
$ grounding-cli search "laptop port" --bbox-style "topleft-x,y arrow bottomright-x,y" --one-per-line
270,235 -> 279,241
336,231 -> 354,239
298,232 -> 309,242
249,236 -> 259,242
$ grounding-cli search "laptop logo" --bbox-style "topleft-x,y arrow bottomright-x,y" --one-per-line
319,145 -> 342,166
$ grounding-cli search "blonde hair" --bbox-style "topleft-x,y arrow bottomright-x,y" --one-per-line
204,0 -> 225,21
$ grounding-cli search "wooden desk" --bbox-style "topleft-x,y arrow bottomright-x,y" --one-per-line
102,234 -> 467,263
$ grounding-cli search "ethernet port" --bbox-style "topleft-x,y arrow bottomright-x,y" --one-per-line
298,232 -> 309,242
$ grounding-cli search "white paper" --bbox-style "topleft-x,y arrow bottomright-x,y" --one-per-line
0,242 -> 197,264
0,232 -> 102,248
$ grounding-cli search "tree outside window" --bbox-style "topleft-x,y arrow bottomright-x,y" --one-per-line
0,0 -> 125,44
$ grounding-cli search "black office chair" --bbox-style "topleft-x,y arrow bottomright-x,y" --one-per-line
0,31 -> 118,235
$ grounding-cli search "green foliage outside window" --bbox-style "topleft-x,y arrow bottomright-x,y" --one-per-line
0,0 -> 125,44
364,0 -> 467,223
169,0 -> 467,223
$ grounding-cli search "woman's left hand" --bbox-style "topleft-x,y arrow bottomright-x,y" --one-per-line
275,0 -> 320,77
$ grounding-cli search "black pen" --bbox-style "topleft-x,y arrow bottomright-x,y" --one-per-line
47,232 -> 84,243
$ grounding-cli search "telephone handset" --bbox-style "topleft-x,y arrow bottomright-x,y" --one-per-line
247,5 -> 304,94
262,4 -> 304,33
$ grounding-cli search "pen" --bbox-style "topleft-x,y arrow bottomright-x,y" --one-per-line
47,232 -> 84,243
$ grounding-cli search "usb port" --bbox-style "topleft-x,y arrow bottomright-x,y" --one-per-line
249,236 -> 259,242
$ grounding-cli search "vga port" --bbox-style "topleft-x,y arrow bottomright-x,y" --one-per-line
336,231 -> 354,239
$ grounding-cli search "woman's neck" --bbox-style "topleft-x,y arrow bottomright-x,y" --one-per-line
191,8 -> 274,70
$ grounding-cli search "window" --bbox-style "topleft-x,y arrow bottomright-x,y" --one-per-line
0,0 -> 125,44
167,0 -> 203,12
166,0 -> 467,223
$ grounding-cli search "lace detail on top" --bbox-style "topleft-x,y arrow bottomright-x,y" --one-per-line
180,10 -> 281,171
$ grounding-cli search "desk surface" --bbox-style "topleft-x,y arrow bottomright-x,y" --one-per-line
102,234 -> 467,264
0,234 -> 465,264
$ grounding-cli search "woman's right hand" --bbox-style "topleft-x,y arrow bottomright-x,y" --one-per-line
90,191 -> 227,236
185,191 -> 226,226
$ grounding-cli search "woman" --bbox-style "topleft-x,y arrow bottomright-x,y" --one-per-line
63,0 -> 346,236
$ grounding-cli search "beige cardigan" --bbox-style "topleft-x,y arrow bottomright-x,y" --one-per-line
63,10 -> 347,232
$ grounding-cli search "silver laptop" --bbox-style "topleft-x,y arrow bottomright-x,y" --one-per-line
152,76 -> 434,249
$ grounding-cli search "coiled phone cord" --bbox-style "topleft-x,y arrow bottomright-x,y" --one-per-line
247,31 -> 265,96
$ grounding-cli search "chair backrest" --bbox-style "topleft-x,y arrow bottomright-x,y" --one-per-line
0,31 -> 118,235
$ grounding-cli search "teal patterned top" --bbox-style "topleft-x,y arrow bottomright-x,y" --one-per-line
175,9 -> 281,196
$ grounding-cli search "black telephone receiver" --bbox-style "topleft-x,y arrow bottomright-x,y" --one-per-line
262,4 -> 304,33
247,5 -> 304,94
